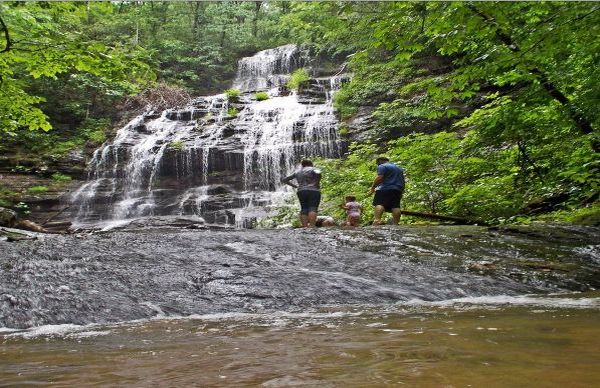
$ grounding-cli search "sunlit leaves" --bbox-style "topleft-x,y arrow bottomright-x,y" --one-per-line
0,2 -> 152,133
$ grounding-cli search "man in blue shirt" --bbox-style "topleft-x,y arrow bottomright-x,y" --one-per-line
367,156 -> 405,225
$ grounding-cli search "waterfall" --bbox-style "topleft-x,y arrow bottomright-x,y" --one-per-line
69,45 -> 347,229
233,44 -> 306,92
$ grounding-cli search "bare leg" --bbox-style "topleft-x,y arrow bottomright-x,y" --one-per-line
391,208 -> 401,224
307,211 -> 317,227
373,205 -> 385,225
300,214 -> 309,228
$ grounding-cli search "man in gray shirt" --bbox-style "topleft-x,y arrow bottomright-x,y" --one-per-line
281,159 -> 322,228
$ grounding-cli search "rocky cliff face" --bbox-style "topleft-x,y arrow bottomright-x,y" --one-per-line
65,45 -> 347,229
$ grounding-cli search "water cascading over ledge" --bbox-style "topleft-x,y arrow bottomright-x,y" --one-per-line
69,45 -> 348,229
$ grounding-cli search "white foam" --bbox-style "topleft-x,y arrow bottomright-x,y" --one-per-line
4,295 -> 598,338
6,324 -> 87,339
403,294 -> 600,308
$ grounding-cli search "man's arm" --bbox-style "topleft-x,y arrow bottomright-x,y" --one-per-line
281,173 -> 298,188
367,175 -> 384,196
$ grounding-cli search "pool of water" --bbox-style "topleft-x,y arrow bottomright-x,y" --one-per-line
2,296 -> 599,386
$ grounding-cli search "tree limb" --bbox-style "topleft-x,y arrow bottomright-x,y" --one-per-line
467,3 -> 597,148
401,210 -> 489,226
0,14 -> 11,53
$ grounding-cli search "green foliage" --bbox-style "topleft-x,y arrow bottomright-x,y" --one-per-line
225,89 -> 241,101
88,130 -> 107,144
227,107 -> 240,117
0,186 -> 18,207
339,125 -> 349,137
255,92 -> 269,101
536,204 -> 600,226
0,2 -> 152,135
14,202 -> 30,215
50,140 -> 81,157
315,143 -> 380,224
286,68 -> 310,91
79,118 -> 110,145
258,197 -> 301,228
286,1 -> 599,224
168,140 -> 186,151
51,173 -> 72,182
317,129 -> 594,224
10,165 -> 32,174
27,186 -> 49,194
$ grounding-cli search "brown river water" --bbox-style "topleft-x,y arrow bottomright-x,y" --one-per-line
2,298 -> 599,387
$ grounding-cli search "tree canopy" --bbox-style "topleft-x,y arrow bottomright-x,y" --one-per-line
1,1 -> 598,224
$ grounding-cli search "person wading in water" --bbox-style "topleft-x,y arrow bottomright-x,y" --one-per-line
367,156 -> 405,225
282,159 -> 322,228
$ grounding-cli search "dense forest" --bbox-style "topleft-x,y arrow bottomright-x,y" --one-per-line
0,1 -> 598,226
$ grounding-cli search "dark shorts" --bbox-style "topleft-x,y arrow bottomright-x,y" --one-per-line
373,190 -> 403,212
297,190 -> 321,215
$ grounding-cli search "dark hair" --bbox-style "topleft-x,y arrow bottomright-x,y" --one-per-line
375,156 -> 389,164
346,195 -> 356,202
301,159 -> 313,167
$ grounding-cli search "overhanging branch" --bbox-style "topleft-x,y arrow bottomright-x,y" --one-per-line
467,3 -> 597,147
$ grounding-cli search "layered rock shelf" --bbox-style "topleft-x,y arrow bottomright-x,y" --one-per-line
67,45 -> 347,229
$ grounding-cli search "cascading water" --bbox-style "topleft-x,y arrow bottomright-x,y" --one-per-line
232,44 -> 307,92
69,45 -> 346,229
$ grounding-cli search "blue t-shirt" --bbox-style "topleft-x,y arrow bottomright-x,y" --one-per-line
376,162 -> 405,191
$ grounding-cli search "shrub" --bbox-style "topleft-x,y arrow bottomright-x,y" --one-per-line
50,140 -> 80,156
169,140 -> 186,151
28,185 -> 49,194
51,173 -> 72,182
15,202 -> 30,215
339,124 -> 349,136
286,68 -> 310,91
227,107 -> 239,117
11,165 -> 33,174
225,89 -> 240,101
87,130 -> 107,144
0,186 -> 18,207
255,91 -> 269,101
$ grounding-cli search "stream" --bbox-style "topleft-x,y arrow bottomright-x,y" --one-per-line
1,224 -> 599,385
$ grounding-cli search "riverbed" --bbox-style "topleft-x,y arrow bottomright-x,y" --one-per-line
1,224 -> 599,385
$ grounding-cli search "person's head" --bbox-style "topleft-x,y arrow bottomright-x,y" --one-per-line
301,159 -> 313,167
345,195 -> 356,202
375,156 -> 389,165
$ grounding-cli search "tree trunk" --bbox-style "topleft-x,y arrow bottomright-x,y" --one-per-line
0,15 -> 11,53
400,210 -> 489,226
220,25 -> 226,48
253,1 -> 262,37
467,4 -> 597,150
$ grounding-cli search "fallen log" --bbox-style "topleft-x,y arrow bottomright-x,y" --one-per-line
41,205 -> 71,226
401,210 -> 489,226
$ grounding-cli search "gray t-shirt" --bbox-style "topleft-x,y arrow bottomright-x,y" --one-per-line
282,166 -> 321,191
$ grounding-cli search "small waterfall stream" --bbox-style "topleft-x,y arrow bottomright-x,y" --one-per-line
69,45 -> 346,229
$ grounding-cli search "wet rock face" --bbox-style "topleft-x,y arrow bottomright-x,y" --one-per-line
0,207 -> 17,227
68,45 -> 346,229
1,224 -> 598,329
